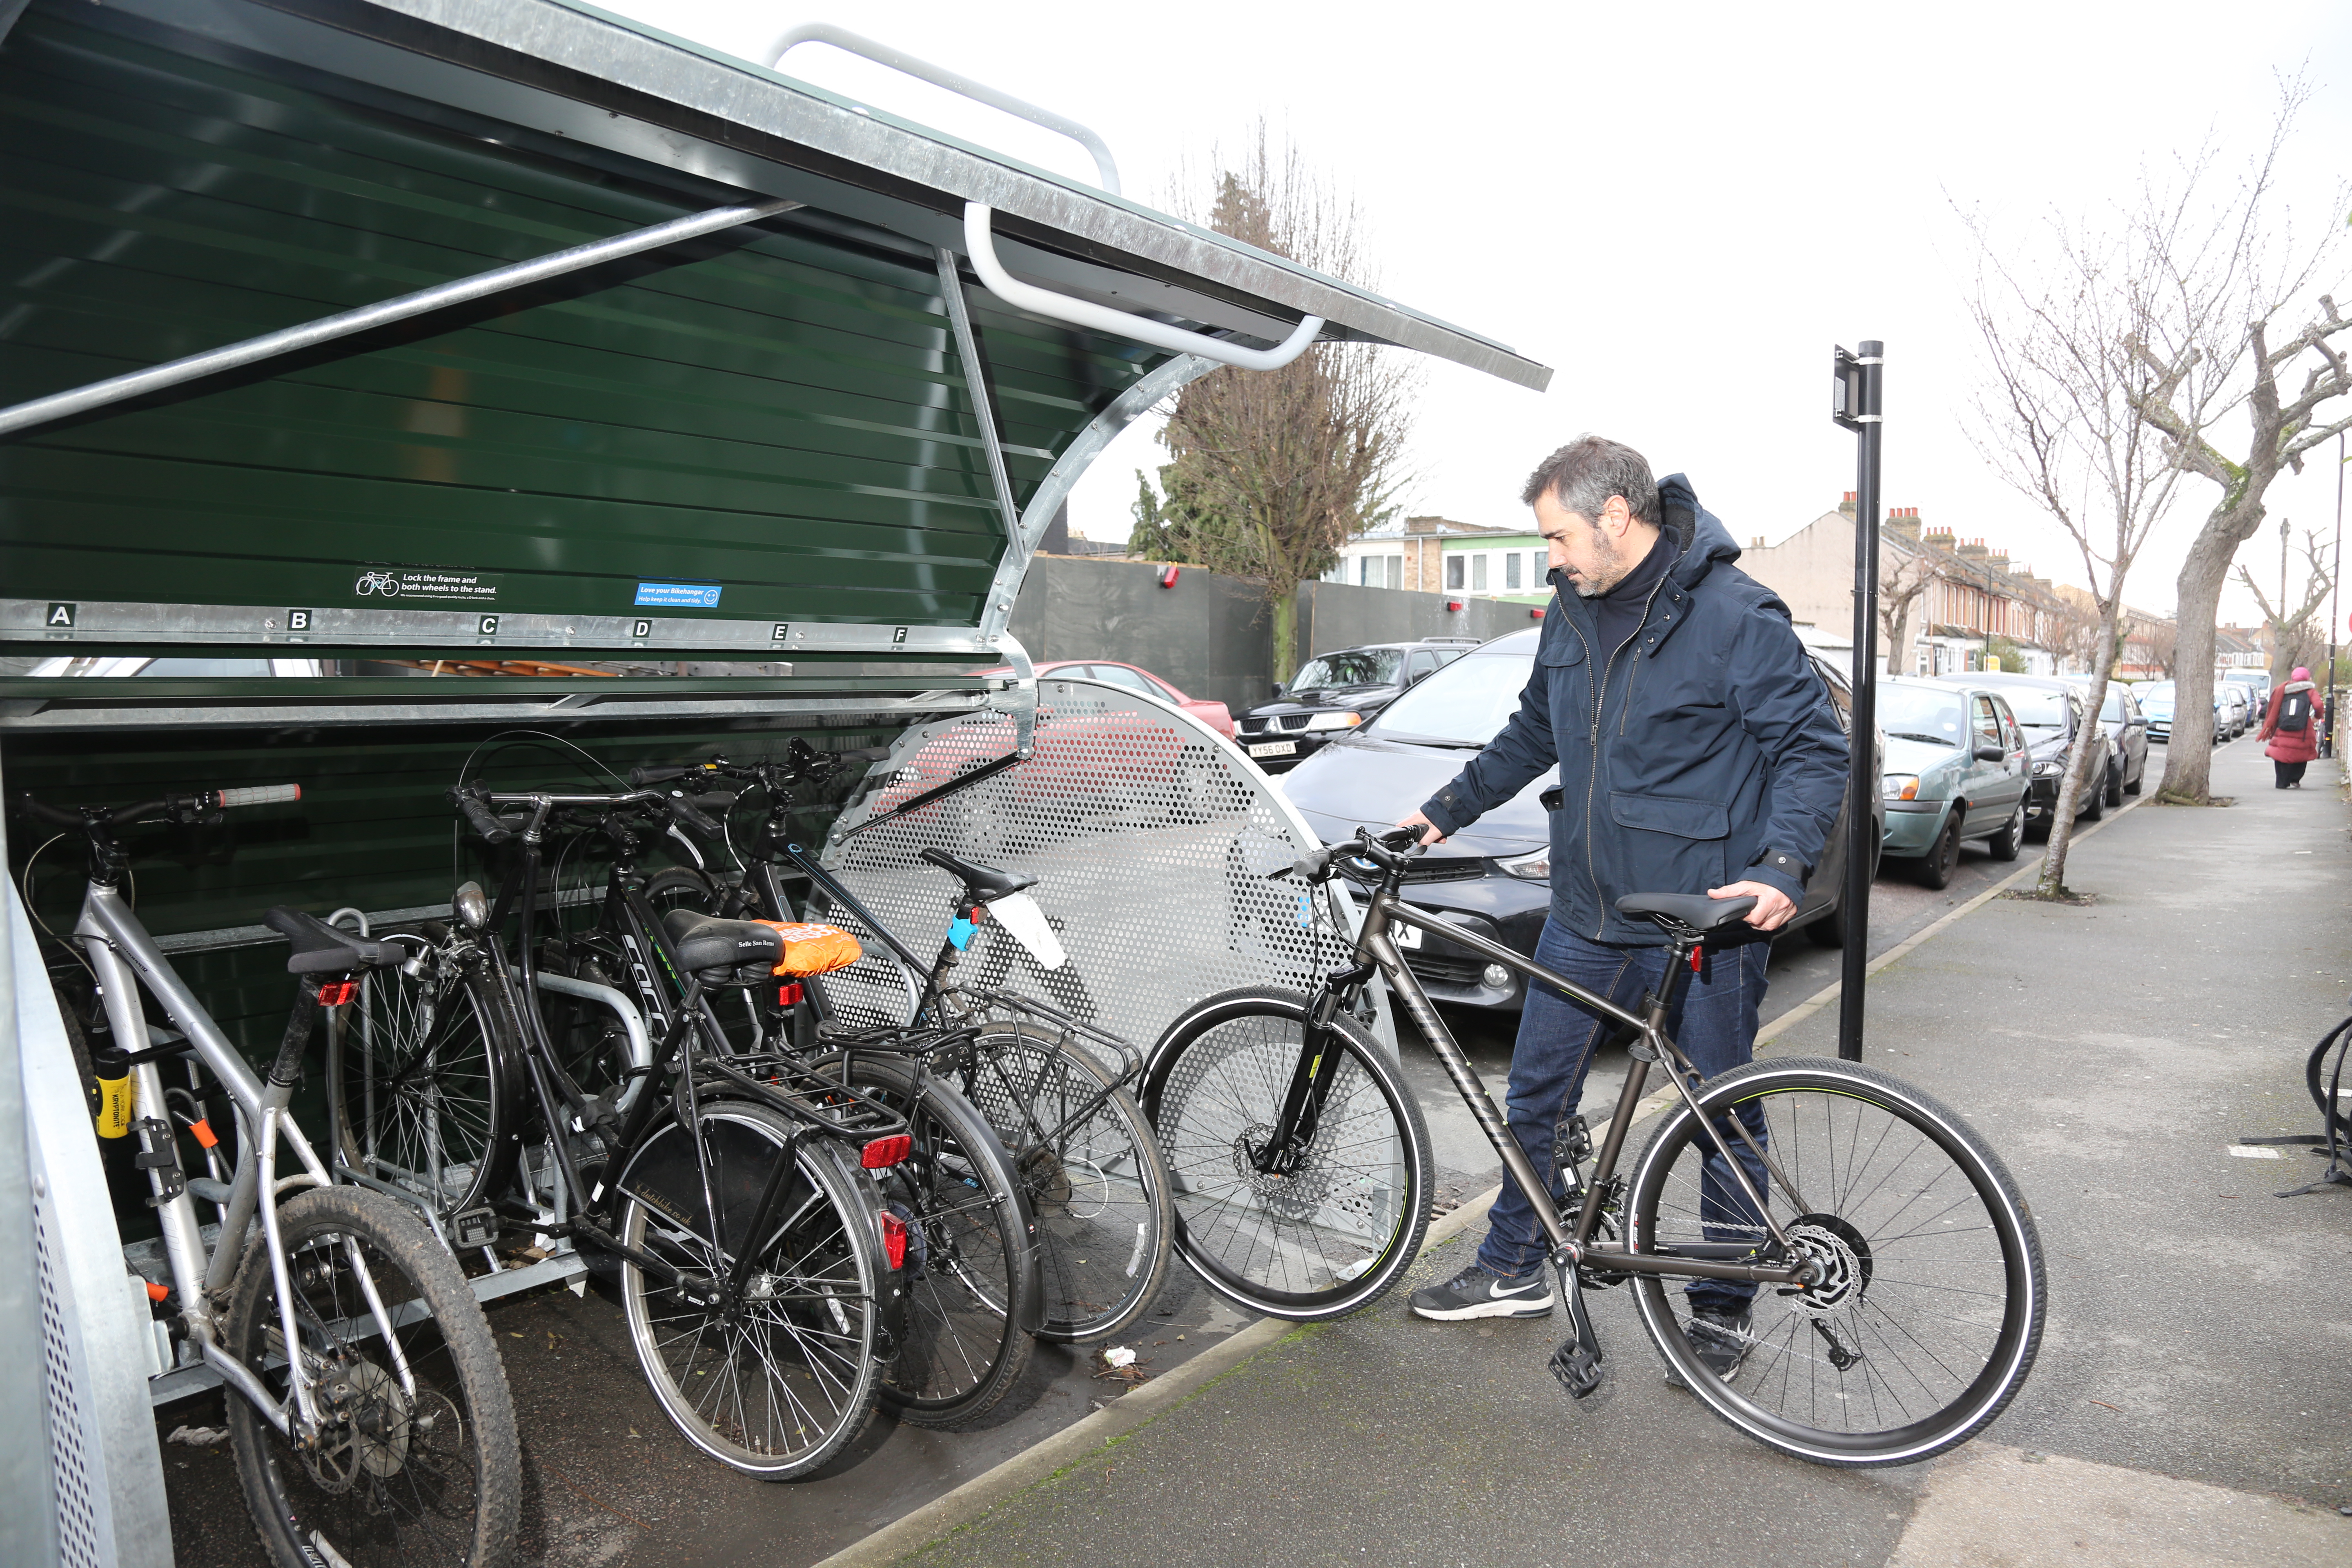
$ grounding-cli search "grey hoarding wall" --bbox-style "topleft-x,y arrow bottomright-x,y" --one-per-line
1009,557 -> 1541,712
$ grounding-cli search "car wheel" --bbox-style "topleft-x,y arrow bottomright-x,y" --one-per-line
1914,814 -> 1962,890
2124,757 -> 2144,796
2078,773 -> 2105,820
1804,898 -> 1846,948
2103,763 -> 2124,808
1987,800 -> 2024,862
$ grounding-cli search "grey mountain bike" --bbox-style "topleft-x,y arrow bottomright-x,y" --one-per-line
1143,826 -> 2047,1468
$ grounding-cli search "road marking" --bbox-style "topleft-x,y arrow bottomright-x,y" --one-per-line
2227,1145 -> 2285,1160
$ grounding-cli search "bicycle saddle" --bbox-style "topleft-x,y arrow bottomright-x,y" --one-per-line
1613,892 -> 1757,934
919,846 -> 1037,901
263,907 -> 402,973
661,909 -> 788,976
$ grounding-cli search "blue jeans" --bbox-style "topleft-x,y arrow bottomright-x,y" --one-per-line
1475,918 -> 1772,1314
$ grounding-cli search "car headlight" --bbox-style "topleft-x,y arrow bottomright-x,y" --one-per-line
1303,711 -> 1363,731
2034,760 -> 2062,776
1880,774 -> 1918,801
1496,847 -> 1550,881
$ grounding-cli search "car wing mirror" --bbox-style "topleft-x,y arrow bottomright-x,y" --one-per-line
1973,744 -> 2004,762
1270,682 -> 1285,697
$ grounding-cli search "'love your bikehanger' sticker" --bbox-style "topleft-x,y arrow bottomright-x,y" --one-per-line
351,566 -> 502,603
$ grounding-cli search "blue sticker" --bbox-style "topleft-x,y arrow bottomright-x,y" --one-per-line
947,917 -> 976,951
634,582 -> 723,608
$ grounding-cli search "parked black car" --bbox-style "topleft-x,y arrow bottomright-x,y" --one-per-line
1236,638 -> 1479,773
1945,673 -> 2134,835
1276,628 -> 1883,1011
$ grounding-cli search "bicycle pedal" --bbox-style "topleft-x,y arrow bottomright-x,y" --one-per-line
451,1206 -> 499,1249
1549,1341 -> 1605,1400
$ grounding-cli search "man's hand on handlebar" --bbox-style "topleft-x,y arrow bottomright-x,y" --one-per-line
1705,880 -> 1796,931
1394,810 -> 1446,847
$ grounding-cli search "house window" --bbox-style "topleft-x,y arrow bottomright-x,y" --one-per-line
1505,552 -> 1523,590
1446,555 -> 1465,590
1385,555 -> 1402,589
1471,555 -> 1488,591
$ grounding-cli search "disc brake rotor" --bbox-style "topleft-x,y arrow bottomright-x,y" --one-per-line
1781,1212 -> 1873,1319
1233,1123 -> 1332,1220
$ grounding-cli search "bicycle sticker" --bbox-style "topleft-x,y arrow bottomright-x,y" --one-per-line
634,581 -> 723,608
351,566 -> 502,603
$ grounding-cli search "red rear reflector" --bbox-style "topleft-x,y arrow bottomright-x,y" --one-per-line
316,980 -> 357,1007
861,1134 -> 911,1169
880,1210 -> 909,1270
777,981 -> 805,1007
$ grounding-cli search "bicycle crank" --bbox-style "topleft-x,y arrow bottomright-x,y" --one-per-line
1547,1258 -> 1606,1401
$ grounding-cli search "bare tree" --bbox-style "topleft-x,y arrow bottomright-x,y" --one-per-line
2110,94 -> 2352,800
2129,614 -> 2180,678
2234,523 -> 2335,684
1961,175 -> 2209,898
1878,545 -> 1944,677
1133,127 -> 1419,680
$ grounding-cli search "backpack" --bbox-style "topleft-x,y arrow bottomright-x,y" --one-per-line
2280,689 -> 2311,733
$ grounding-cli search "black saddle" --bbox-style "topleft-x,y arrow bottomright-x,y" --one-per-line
1614,892 -> 1757,935
920,846 -> 1037,901
660,908 -> 785,976
264,907 -> 401,974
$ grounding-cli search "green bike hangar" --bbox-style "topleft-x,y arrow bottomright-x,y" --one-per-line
0,0 -> 1548,1543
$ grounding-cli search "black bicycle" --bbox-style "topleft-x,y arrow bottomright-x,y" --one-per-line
1143,826 -> 2047,1468
633,742 -> 1175,1346
334,780 -> 913,1477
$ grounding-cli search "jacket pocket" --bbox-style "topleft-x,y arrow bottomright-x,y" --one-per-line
1606,791 -> 1729,896
1538,625 -> 1587,666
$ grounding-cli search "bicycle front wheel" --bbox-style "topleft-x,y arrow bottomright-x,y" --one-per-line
1143,988 -> 1432,1321
1627,1057 -> 2046,1467
614,1100 -> 887,1478
222,1185 -> 521,1568
958,1018 -> 1174,1342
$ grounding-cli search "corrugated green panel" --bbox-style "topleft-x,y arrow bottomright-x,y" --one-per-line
0,4 -> 1163,628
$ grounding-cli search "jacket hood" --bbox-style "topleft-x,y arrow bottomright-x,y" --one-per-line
2283,679 -> 2316,693
1658,472 -> 1742,590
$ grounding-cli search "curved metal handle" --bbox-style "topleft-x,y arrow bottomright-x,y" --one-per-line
964,205 -> 1323,371
768,23 -> 1122,194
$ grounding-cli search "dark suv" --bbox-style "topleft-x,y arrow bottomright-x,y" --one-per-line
1236,638 -> 1479,773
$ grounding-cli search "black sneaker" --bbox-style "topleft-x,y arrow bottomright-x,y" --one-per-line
1664,1305 -> 1753,1387
1408,1262 -> 1555,1321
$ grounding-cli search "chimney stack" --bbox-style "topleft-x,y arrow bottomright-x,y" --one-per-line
1838,491 -> 1858,519
1884,504 -> 1922,541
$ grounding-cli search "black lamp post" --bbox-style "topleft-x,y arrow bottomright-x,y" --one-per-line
1832,342 -> 1882,1063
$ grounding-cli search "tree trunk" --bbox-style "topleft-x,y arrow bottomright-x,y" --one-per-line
1882,598 -> 1912,680
1270,591 -> 1298,690
2035,604 -> 2122,895
2162,505 -> 2260,802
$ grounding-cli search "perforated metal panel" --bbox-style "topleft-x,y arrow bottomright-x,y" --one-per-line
817,679 -> 1379,1060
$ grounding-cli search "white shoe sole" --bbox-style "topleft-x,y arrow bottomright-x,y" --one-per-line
1408,1294 -> 1555,1322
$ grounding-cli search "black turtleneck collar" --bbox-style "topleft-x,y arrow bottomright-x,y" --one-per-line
1590,528 -> 1672,653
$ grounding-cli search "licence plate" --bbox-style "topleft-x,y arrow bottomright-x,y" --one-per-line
1393,923 -> 1422,949
1247,740 -> 1297,758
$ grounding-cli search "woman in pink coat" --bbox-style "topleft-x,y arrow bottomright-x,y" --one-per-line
2258,666 -> 2321,788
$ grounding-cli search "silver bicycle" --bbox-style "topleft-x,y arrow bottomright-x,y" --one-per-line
19,784 -> 520,1568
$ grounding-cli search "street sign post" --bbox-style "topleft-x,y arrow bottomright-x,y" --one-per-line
1832,342 -> 1884,1063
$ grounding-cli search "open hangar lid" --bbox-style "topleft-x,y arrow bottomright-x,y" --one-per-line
0,0 -> 1549,671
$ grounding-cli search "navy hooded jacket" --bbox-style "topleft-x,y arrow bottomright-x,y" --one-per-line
1417,475 -> 1850,946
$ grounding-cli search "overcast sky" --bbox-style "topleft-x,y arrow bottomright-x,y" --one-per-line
602,1 -> 2352,628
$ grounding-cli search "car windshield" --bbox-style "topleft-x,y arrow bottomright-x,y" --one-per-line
1290,649 -> 1404,691
2000,688 -> 2071,730
1877,685 -> 1967,747
2138,682 -> 2175,711
1372,651 -> 1534,746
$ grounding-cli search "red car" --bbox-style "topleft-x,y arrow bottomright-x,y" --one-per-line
974,659 -> 1235,737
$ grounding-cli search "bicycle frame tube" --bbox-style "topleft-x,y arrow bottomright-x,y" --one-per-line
1363,889 -> 1803,1281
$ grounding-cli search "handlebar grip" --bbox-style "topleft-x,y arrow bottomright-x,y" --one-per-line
213,783 -> 301,811
666,793 -> 722,838
448,786 -> 514,845
629,764 -> 689,786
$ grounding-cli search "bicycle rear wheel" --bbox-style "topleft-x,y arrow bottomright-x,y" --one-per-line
1626,1057 -> 2045,1467
222,1185 -> 520,1568
1143,988 -> 1432,1321
821,1051 -> 1039,1427
613,1099 -> 888,1477
2306,1016 -> 2352,1145
327,929 -> 519,1220
957,1018 -> 1173,1342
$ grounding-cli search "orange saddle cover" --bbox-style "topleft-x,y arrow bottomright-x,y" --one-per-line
755,920 -> 863,976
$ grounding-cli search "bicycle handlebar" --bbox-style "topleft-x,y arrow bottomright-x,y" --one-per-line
448,785 -> 514,845
17,783 -> 302,831
1277,825 -> 1428,883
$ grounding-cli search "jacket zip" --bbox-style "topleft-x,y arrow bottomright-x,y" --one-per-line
1577,570 -> 1675,938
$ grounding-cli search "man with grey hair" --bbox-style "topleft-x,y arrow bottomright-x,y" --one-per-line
1396,435 -> 1849,1384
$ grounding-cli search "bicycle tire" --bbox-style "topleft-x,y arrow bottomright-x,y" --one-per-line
327,929 -> 520,1221
1143,987 -> 1432,1322
819,1051 -> 1040,1427
2305,1016 -> 2352,1144
613,1099 -> 888,1477
222,1184 -> 521,1568
1625,1056 -> 2046,1467
957,1018 -> 1174,1342
641,866 -> 719,919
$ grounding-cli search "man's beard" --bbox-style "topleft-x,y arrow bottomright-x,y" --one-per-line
1569,530 -> 1622,598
